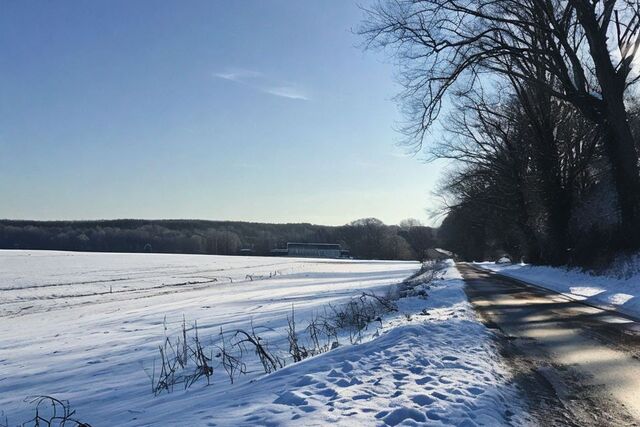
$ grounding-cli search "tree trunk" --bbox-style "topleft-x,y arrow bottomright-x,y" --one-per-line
538,126 -> 570,265
514,190 -> 541,263
519,85 -> 571,264
602,104 -> 640,241
573,0 -> 640,243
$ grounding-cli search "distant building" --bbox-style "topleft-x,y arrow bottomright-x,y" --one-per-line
286,242 -> 342,259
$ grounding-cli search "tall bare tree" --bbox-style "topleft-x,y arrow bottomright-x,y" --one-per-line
435,79 -> 600,264
361,0 -> 640,239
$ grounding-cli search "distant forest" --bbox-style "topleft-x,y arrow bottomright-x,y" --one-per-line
0,218 -> 437,261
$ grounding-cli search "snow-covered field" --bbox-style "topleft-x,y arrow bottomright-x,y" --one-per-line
1,250 -> 526,426
475,260 -> 640,319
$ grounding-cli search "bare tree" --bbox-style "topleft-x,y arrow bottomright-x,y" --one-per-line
436,78 -> 600,263
361,0 -> 640,239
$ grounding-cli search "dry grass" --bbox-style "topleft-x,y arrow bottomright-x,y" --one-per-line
147,284 -> 413,394
21,396 -> 92,427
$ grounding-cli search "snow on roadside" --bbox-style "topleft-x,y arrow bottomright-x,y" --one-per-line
134,261 -> 530,426
475,260 -> 640,319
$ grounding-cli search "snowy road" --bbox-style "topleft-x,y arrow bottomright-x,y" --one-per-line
460,263 -> 640,426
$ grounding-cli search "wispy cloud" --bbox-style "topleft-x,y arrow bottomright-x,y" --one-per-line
213,67 -> 310,101
213,68 -> 263,82
263,85 -> 309,101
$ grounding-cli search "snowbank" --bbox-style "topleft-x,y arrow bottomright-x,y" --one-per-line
475,260 -> 640,319
174,261 -> 529,427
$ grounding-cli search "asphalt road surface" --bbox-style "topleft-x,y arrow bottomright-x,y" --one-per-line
459,262 -> 640,426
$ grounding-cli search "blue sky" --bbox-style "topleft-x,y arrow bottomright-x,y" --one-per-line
0,1 -> 444,226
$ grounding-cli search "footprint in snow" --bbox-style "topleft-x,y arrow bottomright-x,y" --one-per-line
352,394 -> 373,401
426,409 -> 442,420
382,407 -> 427,426
432,391 -> 450,401
327,369 -> 343,378
315,387 -> 338,398
340,361 -> 354,373
334,378 -> 352,387
416,375 -> 434,385
294,375 -> 315,387
375,411 -> 389,419
467,386 -> 485,396
411,394 -> 435,406
273,391 -> 308,407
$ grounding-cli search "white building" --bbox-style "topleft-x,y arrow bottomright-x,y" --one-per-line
287,242 -> 342,259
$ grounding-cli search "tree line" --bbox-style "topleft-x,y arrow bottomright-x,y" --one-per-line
0,218 -> 436,261
361,0 -> 640,266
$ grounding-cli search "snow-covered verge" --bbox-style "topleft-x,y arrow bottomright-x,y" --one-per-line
170,260 -> 529,427
0,251 -> 527,426
475,259 -> 640,319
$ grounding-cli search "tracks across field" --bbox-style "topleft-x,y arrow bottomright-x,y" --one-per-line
0,258 -> 311,317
